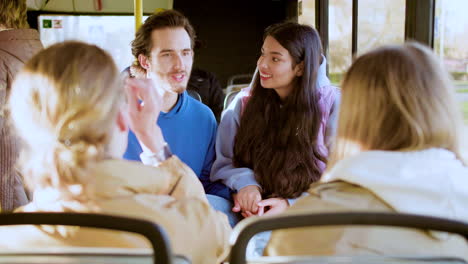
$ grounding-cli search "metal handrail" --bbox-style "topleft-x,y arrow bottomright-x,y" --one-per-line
227,74 -> 254,87
134,0 -> 143,31
0,212 -> 173,264
230,212 -> 468,264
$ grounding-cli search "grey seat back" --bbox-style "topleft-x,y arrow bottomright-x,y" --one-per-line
187,90 -> 202,102
0,248 -> 191,264
229,212 -> 468,264
0,213 -> 188,264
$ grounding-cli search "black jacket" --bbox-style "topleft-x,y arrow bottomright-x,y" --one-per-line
188,68 -> 224,122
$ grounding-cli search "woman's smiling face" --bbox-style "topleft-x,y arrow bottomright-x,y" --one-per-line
257,36 -> 302,99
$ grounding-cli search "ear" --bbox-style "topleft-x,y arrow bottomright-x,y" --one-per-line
295,61 -> 304,77
138,54 -> 151,71
116,110 -> 128,132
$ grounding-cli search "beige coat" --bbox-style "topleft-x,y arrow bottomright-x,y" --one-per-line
266,149 -> 468,260
0,29 -> 43,211
0,156 -> 231,264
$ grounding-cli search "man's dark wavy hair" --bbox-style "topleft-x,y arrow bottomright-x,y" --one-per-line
131,9 -> 196,74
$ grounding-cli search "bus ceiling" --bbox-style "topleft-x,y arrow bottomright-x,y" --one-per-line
25,0 -> 173,14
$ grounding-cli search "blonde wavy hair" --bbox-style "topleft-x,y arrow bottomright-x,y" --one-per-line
0,0 -> 29,29
9,41 -> 123,210
329,42 -> 466,167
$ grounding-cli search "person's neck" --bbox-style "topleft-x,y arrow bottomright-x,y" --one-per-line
161,91 -> 179,113
275,87 -> 292,102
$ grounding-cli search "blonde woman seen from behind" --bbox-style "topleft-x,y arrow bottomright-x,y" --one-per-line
0,41 -> 231,264
265,43 -> 468,259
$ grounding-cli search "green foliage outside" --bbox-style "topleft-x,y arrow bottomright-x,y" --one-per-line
329,73 -> 343,86
463,102 -> 468,124
452,72 -> 468,81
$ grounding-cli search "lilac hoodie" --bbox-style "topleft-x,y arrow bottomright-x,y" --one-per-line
210,58 -> 340,202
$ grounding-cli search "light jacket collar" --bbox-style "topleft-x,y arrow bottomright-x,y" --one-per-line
321,148 -> 468,222
316,55 -> 330,88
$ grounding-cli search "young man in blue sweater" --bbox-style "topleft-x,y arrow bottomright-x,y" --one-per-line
124,10 -> 233,208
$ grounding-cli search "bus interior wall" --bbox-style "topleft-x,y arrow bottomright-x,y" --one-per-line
26,0 -> 298,88
174,0 -> 298,87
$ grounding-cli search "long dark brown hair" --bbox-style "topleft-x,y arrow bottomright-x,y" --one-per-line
233,22 -> 325,199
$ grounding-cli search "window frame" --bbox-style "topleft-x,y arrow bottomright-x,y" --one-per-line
311,0 -> 435,70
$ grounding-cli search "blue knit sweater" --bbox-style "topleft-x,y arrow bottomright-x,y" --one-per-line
124,91 -> 231,200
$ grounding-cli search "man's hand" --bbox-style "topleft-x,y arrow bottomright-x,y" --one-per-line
124,77 -> 164,153
232,185 -> 262,217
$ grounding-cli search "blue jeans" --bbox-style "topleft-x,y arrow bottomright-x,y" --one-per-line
246,231 -> 271,258
207,194 -> 270,257
207,194 -> 241,227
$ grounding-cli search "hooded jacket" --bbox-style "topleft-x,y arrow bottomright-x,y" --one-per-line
0,156 -> 231,264
211,57 -> 341,196
265,148 -> 468,260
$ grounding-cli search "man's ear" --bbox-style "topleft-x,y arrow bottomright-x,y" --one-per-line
138,54 -> 151,70
295,61 -> 304,77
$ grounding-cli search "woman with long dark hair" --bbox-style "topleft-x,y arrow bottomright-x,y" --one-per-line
211,22 -> 340,218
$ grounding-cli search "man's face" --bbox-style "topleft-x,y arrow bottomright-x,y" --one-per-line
145,27 -> 194,94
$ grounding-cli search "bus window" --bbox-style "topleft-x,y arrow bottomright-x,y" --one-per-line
329,0 -> 352,86
357,0 -> 405,54
328,0 -> 405,86
434,0 -> 468,92
434,0 -> 468,134
434,0 -> 468,155
38,15 -> 148,71
298,0 -> 315,27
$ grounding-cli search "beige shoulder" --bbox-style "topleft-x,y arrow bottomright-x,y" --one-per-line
93,157 -> 183,196
94,156 -> 206,201
266,182 -> 392,257
286,181 -> 392,215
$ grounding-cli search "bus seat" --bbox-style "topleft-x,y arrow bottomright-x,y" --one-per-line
224,69 -> 257,110
224,90 -> 241,110
227,74 -> 254,87
229,212 -> 468,264
0,247 -> 190,264
225,84 -> 249,95
0,213 -> 190,264
225,74 -> 254,95
187,90 -> 202,102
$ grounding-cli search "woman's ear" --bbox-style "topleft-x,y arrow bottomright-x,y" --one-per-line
116,110 -> 128,132
295,61 -> 304,77
138,54 -> 151,71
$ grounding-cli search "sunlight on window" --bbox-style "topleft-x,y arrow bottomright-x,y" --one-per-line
434,0 -> 468,90
38,15 -> 148,72
357,0 -> 405,55
434,0 -> 468,143
329,0 -> 352,85
298,0 -> 315,27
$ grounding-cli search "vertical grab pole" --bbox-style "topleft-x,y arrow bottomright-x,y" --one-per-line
351,0 -> 358,58
134,0 -> 143,31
